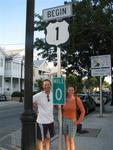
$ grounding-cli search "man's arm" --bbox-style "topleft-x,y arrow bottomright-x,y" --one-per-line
33,94 -> 38,112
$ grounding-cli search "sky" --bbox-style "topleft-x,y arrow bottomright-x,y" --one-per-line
0,0 -> 65,50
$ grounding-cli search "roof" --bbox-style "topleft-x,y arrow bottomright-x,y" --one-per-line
5,49 -> 24,57
34,59 -> 51,73
0,47 -> 8,56
33,60 -> 45,67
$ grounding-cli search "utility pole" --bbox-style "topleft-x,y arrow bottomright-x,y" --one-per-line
21,0 -> 37,150
19,57 -> 24,102
111,57 -> 113,106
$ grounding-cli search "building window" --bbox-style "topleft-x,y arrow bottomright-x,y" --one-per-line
0,58 -> 3,67
39,70 -> 42,75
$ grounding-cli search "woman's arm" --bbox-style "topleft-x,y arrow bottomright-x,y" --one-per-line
76,97 -> 85,125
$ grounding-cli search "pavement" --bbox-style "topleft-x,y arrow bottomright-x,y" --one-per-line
0,100 -> 113,150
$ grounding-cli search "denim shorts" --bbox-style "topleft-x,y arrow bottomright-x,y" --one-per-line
63,117 -> 77,138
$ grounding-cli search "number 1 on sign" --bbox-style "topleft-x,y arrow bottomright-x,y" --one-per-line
46,21 -> 69,46
56,27 -> 59,41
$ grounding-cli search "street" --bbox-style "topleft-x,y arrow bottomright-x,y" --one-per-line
0,103 -> 23,140
0,101 -> 113,150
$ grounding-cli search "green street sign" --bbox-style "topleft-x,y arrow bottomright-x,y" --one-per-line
52,77 -> 66,105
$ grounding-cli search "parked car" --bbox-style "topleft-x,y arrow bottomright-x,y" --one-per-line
78,93 -> 96,115
90,93 -> 108,106
0,94 -> 7,101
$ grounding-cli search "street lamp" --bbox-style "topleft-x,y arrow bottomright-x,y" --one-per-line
19,57 -> 24,102
111,56 -> 113,106
21,0 -> 37,150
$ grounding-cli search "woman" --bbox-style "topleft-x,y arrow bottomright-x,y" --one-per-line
62,86 -> 85,150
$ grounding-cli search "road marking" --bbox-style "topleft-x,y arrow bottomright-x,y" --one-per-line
10,145 -> 21,150
0,147 -> 8,150
0,129 -> 21,142
0,134 -> 12,142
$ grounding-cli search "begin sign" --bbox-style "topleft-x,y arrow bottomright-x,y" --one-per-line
42,4 -> 72,21
52,77 -> 66,105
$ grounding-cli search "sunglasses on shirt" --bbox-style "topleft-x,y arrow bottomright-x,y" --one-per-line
47,95 -> 50,102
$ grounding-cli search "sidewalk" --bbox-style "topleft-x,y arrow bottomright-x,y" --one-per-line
0,102 -> 113,150
0,100 -> 22,108
51,102 -> 113,150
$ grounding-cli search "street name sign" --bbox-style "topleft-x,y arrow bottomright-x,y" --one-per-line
46,20 -> 69,46
91,55 -> 111,76
42,3 -> 72,21
52,77 -> 66,105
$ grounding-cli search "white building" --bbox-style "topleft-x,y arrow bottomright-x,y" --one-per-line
33,59 -> 51,91
0,48 -> 52,99
0,48 -> 6,94
4,49 -> 25,98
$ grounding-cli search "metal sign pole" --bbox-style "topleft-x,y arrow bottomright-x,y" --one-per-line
57,47 -> 61,76
100,76 -> 103,117
57,46 -> 62,150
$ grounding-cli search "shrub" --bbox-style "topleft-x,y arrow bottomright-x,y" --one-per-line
33,91 -> 38,95
11,91 -> 24,97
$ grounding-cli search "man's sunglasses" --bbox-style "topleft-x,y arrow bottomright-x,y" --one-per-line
47,95 -> 50,102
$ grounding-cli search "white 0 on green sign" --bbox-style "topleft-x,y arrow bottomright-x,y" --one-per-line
55,88 -> 62,101
52,77 -> 66,105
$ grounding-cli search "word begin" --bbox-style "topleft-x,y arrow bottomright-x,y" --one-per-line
47,8 -> 67,18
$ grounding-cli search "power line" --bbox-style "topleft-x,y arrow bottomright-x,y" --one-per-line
0,43 -> 24,46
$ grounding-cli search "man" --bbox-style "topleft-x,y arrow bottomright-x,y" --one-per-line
33,79 -> 54,150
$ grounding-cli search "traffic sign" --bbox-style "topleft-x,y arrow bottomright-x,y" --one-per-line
91,55 -> 111,76
42,3 -> 72,21
46,20 -> 69,46
52,77 -> 66,105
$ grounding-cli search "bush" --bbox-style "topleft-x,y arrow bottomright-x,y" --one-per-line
11,91 -> 24,97
0,94 -> 7,101
33,91 -> 38,95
